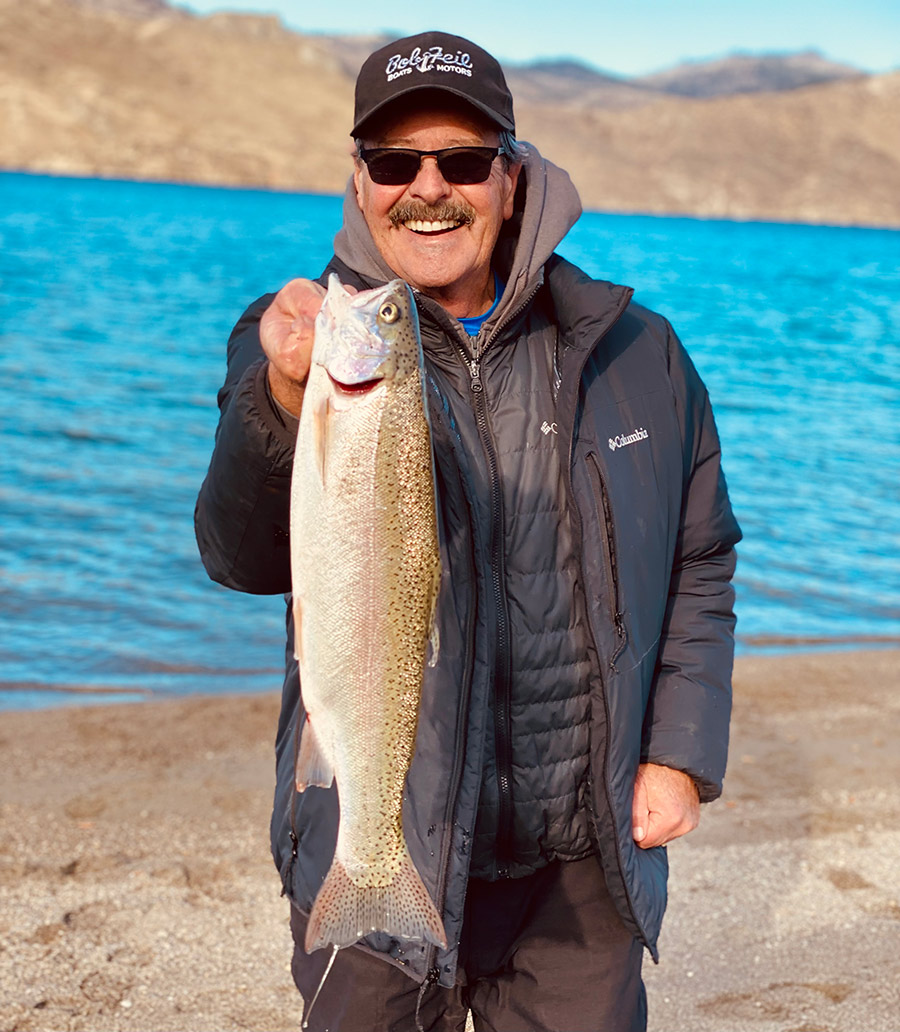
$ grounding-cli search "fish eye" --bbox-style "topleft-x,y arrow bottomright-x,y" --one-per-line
379,301 -> 400,323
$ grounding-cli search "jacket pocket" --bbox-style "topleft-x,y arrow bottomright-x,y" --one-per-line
586,451 -> 627,668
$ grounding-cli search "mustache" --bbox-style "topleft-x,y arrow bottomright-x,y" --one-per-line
388,201 -> 476,227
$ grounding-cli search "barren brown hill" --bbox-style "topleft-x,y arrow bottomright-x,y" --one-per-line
518,73 -> 900,226
0,0 -> 354,193
2,0 -> 899,227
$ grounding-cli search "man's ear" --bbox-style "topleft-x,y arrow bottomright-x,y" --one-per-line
502,162 -> 522,221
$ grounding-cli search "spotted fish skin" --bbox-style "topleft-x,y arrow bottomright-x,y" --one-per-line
289,275 -> 446,955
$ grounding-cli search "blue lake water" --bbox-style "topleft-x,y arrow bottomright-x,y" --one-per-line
1,171 -> 898,710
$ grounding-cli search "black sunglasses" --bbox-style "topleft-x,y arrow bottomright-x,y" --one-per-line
358,146 -> 502,186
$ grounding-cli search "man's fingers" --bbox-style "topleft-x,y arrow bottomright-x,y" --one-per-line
276,277 -> 327,320
289,312 -> 317,337
260,278 -> 328,386
632,763 -> 701,850
640,811 -> 682,849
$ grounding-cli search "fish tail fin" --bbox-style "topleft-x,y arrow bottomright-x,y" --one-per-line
304,847 -> 447,954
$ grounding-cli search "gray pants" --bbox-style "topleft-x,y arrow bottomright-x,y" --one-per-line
289,855 -> 647,1032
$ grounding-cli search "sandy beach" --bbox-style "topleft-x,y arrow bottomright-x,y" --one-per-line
2,650 -> 899,1032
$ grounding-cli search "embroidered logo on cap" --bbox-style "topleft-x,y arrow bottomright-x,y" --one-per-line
385,46 -> 474,83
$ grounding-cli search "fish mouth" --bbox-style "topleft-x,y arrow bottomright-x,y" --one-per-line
327,372 -> 383,394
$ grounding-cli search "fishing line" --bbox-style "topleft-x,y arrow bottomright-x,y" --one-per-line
300,944 -> 340,1030
414,967 -> 439,1032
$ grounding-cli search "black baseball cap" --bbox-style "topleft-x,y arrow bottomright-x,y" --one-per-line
351,31 -> 516,138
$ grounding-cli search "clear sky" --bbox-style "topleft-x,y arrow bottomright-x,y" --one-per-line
181,0 -> 900,76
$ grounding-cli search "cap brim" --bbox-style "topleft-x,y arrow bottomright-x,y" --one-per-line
351,84 -> 514,137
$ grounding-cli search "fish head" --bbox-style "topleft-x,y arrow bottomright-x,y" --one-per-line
313,275 -> 421,394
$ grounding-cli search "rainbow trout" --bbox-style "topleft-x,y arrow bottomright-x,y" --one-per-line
289,275 -> 446,955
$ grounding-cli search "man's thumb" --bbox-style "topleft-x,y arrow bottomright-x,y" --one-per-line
632,770 -> 648,842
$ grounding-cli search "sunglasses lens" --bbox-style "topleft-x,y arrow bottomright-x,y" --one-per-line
362,148 -> 499,186
365,151 -> 422,185
437,150 -> 496,184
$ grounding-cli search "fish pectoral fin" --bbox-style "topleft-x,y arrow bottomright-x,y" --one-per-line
312,392 -> 329,485
305,847 -> 447,954
295,718 -> 334,792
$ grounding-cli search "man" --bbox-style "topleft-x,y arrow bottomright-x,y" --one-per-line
195,31 -> 741,1032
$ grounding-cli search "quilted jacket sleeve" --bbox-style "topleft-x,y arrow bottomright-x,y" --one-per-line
194,294 -> 298,594
641,322 -> 742,802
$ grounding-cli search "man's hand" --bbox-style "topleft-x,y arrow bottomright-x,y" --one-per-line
631,762 -> 700,848
259,278 -> 328,416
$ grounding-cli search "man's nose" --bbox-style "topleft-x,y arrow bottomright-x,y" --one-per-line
408,156 -> 452,203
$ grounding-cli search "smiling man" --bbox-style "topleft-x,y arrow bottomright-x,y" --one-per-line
351,99 -> 519,317
196,31 -> 741,1032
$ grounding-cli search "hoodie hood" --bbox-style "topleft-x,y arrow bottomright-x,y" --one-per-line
332,143 -> 582,330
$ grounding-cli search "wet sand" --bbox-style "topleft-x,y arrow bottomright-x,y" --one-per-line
2,650 -> 899,1032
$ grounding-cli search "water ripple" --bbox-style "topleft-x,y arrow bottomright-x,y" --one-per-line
1,174 -> 898,709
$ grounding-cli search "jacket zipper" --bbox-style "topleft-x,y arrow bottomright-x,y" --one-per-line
586,451 -> 628,668
286,688 -> 303,893
469,363 -> 514,876
446,284 -> 540,878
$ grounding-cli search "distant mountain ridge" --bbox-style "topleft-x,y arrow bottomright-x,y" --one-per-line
1,0 -> 898,228
312,33 -> 868,106
65,0 -> 176,16
636,50 -> 864,97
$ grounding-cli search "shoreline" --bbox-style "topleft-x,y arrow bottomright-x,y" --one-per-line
4,168 -> 900,233
3,638 -> 899,714
2,650 -> 899,1031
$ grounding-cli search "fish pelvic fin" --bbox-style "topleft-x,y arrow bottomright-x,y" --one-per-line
304,846 -> 447,954
295,717 -> 334,792
292,595 -> 304,665
426,560 -> 441,669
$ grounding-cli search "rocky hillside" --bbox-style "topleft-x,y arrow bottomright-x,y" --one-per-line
0,0 -> 354,194
518,73 -> 900,227
2,0 -> 898,227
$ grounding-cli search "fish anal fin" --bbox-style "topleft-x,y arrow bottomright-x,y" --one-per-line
304,846 -> 447,954
295,718 -> 334,793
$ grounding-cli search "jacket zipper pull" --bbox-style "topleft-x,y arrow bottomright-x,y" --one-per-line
415,967 -> 441,1032
614,612 -> 626,640
470,359 -> 483,393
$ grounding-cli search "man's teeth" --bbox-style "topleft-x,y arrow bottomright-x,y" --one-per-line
404,219 -> 460,233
